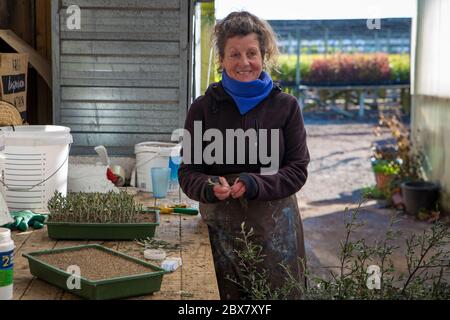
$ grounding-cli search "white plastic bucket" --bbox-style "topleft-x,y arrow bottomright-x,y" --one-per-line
0,125 -> 73,211
135,142 -> 180,192
0,131 -> 12,226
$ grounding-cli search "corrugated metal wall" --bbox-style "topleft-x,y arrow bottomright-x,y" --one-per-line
412,0 -> 450,213
52,0 -> 192,155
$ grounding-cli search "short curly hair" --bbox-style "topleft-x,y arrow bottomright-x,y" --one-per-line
213,11 -> 279,72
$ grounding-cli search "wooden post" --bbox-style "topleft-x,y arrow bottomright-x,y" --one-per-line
35,0 -> 52,124
359,91 -> 366,117
200,1 -> 215,95
344,91 -> 350,110
8,0 -> 33,44
0,0 -> 9,28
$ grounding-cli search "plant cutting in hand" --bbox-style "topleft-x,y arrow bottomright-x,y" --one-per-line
207,177 -> 248,210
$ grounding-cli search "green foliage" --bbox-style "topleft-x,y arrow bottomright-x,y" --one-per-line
389,54 -> 411,83
231,203 -> 450,300
272,55 -> 311,83
225,223 -> 296,300
273,53 -> 410,86
372,160 -> 401,175
134,237 -> 180,251
362,185 -> 387,200
377,114 -> 424,182
47,191 -> 144,223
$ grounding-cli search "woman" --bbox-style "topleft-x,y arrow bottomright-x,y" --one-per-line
178,11 -> 310,300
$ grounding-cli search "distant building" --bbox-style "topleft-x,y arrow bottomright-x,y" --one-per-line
269,18 -> 411,54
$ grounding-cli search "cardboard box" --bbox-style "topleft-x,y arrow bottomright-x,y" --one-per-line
0,52 -> 28,116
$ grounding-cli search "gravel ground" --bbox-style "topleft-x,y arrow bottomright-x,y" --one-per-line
291,114 -> 449,282
297,117 -> 383,207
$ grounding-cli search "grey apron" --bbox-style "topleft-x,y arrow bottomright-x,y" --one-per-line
199,175 -> 306,300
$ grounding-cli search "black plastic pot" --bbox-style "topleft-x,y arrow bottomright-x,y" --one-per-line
401,181 -> 440,216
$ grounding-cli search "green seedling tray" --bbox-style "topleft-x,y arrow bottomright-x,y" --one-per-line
23,244 -> 167,300
46,210 -> 160,240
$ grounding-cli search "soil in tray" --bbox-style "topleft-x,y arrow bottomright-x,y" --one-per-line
36,247 -> 156,281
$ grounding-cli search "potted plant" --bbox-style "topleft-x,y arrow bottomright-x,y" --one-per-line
46,191 -> 159,240
371,159 -> 400,190
23,244 -> 167,300
378,114 -> 440,217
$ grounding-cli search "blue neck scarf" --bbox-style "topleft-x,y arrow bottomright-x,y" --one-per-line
221,69 -> 273,115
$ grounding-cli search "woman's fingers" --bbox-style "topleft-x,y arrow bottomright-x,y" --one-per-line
213,184 -> 229,195
219,176 -> 230,188
231,181 -> 246,199
213,176 -> 231,200
214,188 -> 230,200
230,178 -> 240,192
211,177 -> 247,200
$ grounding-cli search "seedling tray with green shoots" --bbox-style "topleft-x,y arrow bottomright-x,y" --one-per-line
45,192 -> 159,240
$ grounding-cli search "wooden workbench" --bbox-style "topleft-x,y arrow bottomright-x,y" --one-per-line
10,189 -> 220,300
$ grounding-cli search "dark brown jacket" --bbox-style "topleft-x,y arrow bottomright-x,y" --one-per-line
178,82 -> 310,203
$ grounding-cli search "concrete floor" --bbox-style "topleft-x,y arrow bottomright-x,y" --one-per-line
296,116 -> 449,281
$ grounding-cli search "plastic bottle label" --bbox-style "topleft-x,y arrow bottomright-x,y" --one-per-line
0,250 -> 14,287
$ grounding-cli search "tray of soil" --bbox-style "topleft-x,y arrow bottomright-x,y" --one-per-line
46,192 -> 159,240
23,244 -> 167,300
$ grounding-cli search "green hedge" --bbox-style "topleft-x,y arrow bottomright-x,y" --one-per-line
272,53 -> 410,86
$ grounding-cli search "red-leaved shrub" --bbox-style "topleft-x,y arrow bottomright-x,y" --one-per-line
304,53 -> 391,85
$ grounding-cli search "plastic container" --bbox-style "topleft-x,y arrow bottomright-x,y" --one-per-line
168,155 -> 181,191
151,168 -> 171,198
0,131 -> 13,226
0,228 -> 14,300
23,244 -> 167,300
0,126 -> 73,211
401,181 -> 440,216
135,142 -> 180,192
144,249 -> 166,261
46,210 -> 160,240
161,257 -> 182,272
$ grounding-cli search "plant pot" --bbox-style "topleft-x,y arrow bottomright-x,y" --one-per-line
46,210 -> 160,240
23,244 -> 167,300
401,181 -> 440,216
374,172 -> 394,190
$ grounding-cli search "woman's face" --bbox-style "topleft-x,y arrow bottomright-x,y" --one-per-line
221,33 -> 263,82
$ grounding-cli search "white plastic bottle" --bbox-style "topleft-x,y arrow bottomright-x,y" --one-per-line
0,228 -> 14,300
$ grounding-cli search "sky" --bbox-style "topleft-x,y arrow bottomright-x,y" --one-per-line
215,0 -> 417,20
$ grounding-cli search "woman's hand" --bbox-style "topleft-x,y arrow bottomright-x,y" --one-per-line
230,178 -> 246,199
213,176 -> 231,200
